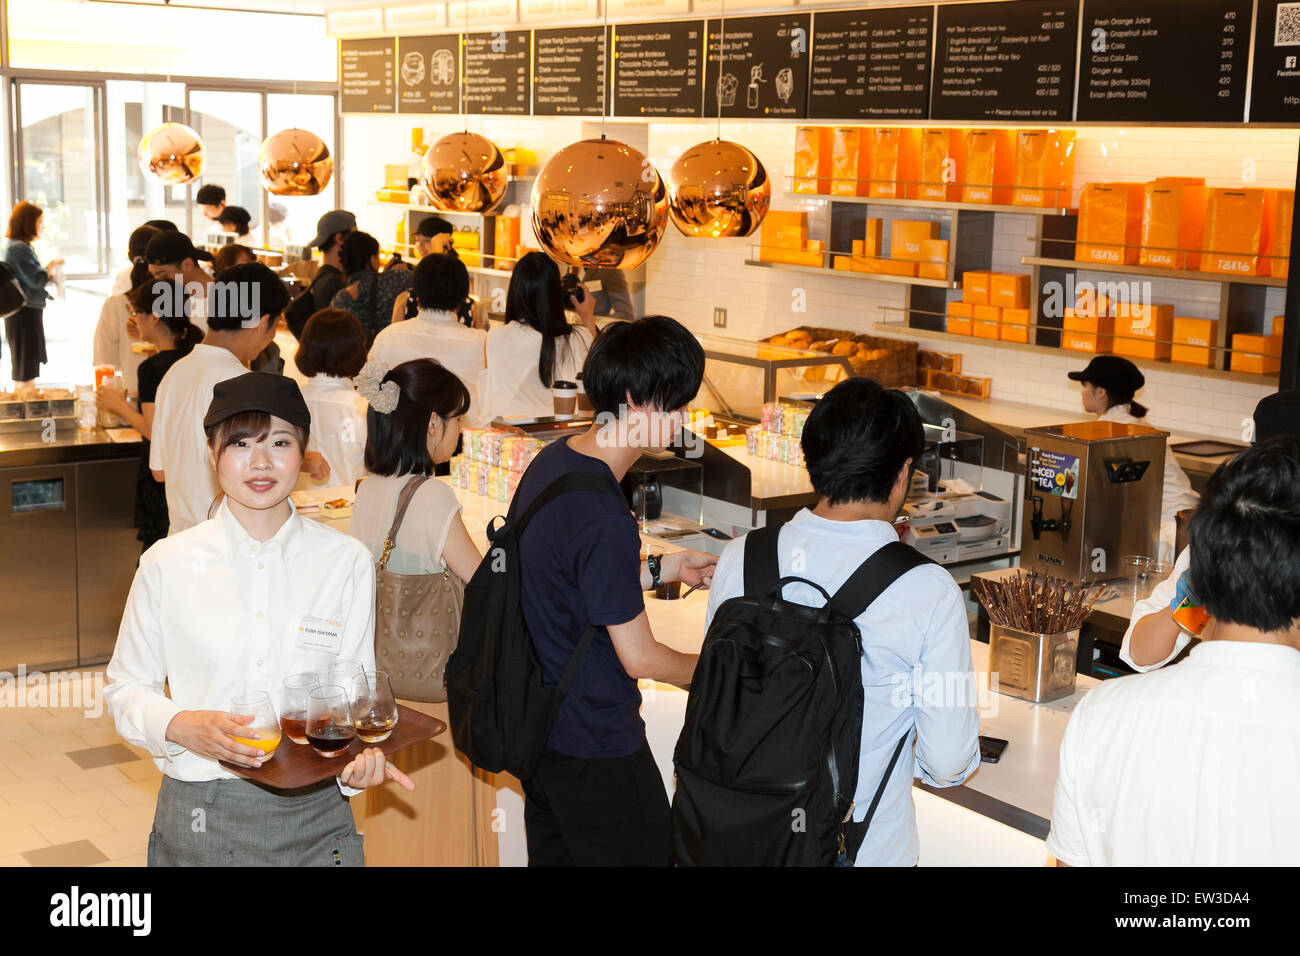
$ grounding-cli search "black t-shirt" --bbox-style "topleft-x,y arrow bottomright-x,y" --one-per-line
134,347 -> 187,545
137,347 -> 186,406
514,438 -> 646,758
310,264 -> 344,311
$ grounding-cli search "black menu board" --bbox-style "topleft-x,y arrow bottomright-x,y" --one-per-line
464,30 -> 531,114
340,38 -> 396,113
1079,0 -> 1251,122
931,0 -> 1080,121
1250,0 -> 1300,122
534,26 -> 609,116
612,20 -> 704,117
809,6 -> 933,119
703,13 -> 811,118
397,35 -> 461,114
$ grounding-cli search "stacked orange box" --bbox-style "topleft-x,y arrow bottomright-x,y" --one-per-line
1062,298 -> 1115,353
759,210 -> 823,266
1139,178 -> 1207,270
1202,188 -> 1278,276
890,220 -> 940,260
1000,307 -> 1031,343
918,239 -> 950,280
1113,302 -> 1175,360
917,128 -> 966,201
1170,317 -> 1218,367
830,127 -> 871,197
1076,182 -> 1145,265
962,270 -> 996,305
972,304 -> 1001,339
493,215 -> 521,269
855,257 -> 917,277
849,219 -> 884,272
1230,323 -> 1284,374
947,300 -> 974,335
867,127 -> 921,199
1012,129 -> 1076,209
794,127 -> 833,194
962,129 -> 1015,205
1270,189 -> 1294,279
990,273 -> 1031,309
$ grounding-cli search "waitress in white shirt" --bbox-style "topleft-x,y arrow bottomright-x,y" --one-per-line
105,372 -> 413,867
1068,356 -> 1198,564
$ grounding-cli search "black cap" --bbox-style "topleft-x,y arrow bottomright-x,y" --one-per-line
1253,389 -> 1300,444
414,215 -> 454,239
1067,356 -> 1145,401
203,372 -> 311,430
145,230 -> 213,264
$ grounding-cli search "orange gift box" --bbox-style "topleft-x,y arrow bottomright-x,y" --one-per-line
863,218 -> 883,258
833,255 -> 853,271
857,257 -> 917,276
1115,337 -> 1171,361
1061,330 -> 1114,353
770,249 -> 824,267
1113,303 -> 1174,342
1064,309 -> 1115,334
947,300 -> 973,335
1202,188 -> 1278,276
1077,182 -> 1145,265
1002,307 -> 1031,326
962,270 -> 995,305
917,128 -> 965,201
1000,324 -> 1030,343
890,220 -> 940,261
1173,316 -> 1218,346
990,272 -> 1031,309
962,129 -> 1015,205
831,127 -> 871,197
918,239 -> 950,279
972,304 -> 1001,339
1270,190 -> 1294,279
1076,286 -> 1112,318
1140,179 -> 1207,270
1230,332 -> 1283,373
494,215 -> 521,268
1171,344 -> 1214,367
794,127 -> 833,194
867,127 -> 921,199
1012,129 -> 1076,209
760,211 -> 808,262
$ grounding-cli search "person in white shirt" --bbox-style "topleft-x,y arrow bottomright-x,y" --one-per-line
1068,356 -> 1198,565
93,225 -> 160,395
1048,435 -> 1300,866
369,254 -> 488,427
149,262 -> 328,534
144,230 -> 214,334
483,252 -> 597,421
704,378 -> 981,866
106,372 -> 413,866
293,308 -> 370,491
1120,389 -> 1300,672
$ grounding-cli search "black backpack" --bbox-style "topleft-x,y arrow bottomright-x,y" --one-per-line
446,471 -> 624,779
670,527 -> 933,866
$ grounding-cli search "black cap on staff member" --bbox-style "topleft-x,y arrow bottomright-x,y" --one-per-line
204,371 -> 311,430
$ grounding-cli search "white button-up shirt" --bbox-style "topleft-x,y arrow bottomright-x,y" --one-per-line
1048,640 -> 1300,865
104,498 -> 376,783
298,374 -> 369,491
148,343 -> 247,535
368,309 -> 488,426
483,321 -> 592,422
705,510 -> 981,866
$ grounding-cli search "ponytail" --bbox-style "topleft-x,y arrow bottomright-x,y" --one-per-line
128,256 -> 152,291
1128,400 -> 1149,419
127,281 -> 202,355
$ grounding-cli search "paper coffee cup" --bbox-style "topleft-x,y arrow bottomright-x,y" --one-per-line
552,381 -> 577,420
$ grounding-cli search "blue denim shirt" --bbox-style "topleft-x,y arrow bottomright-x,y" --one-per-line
3,240 -> 51,309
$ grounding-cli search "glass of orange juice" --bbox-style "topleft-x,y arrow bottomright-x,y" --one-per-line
230,691 -> 282,761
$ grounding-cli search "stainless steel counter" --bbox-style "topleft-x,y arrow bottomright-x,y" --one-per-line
0,424 -> 142,468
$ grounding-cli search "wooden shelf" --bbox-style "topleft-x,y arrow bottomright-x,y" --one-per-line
1022,256 -> 1288,288
787,192 -> 1076,217
744,258 -> 958,289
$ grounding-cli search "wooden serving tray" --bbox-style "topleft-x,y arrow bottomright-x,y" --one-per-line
220,704 -> 446,790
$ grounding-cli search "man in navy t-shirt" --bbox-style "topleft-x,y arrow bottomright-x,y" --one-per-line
513,315 -> 716,866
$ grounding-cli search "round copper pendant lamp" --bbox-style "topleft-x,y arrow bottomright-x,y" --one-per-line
420,131 -> 508,213
137,123 -> 205,186
666,139 -> 770,238
258,128 -> 334,196
530,137 -> 669,270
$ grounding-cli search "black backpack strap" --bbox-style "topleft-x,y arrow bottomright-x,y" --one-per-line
842,730 -> 910,864
742,524 -> 782,598
514,471 -> 623,535
827,541 -> 934,622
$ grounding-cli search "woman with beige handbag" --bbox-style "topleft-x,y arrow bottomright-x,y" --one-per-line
349,357 -> 496,865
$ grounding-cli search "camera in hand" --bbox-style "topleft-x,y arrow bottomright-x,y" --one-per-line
562,272 -> 586,304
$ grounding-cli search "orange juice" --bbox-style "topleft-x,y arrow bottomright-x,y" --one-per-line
232,729 -> 282,757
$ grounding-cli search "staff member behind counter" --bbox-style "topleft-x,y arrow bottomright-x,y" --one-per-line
565,266 -> 634,321
105,373 -> 414,866
1122,390 -> 1300,672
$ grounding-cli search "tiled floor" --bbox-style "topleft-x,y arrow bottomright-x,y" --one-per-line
0,670 -> 158,867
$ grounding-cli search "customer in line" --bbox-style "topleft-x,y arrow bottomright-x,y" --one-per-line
1069,356 -> 1198,563
514,315 -> 715,866
331,230 -> 413,346
303,209 -> 356,319
1048,435 -> 1300,866
110,224 -> 160,296
212,243 -> 255,274
94,224 -> 160,395
482,252 -> 597,421
196,184 -> 226,222
389,216 -> 455,324
349,358 -> 495,865
369,253 -> 487,426
217,205 -> 253,239
96,281 -> 203,552
3,202 -> 63,389
704,377 -> 980,866
106,372 -> 413,866
1121,389 -> 1300,671
294,308 -> 370,490
145,231 -> 214,333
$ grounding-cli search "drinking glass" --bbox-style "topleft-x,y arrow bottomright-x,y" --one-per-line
230,691 -> 282,761
352,671 -> 399,743
306,685 -> 356,758
330,658 -> 366,705
280,672 -> 319,745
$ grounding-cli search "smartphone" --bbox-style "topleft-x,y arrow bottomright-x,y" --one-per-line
979,735 -> 1009,764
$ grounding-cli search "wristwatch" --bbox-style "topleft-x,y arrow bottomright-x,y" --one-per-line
646,553 -> 664,590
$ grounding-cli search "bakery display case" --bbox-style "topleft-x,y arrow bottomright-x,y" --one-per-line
695,333 -> 855,423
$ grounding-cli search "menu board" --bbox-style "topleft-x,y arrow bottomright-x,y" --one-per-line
464,30 -> 531,114
534,26 -> 609,116
612,20 -> 704,116
931,0 -> 1080,121
340,38 -> 396,113
397,35 -> 460,114
809,6 -> 933,119
703,13 -> 811,118
1078,0 -> 1251,122
1250,0 -> 1300,122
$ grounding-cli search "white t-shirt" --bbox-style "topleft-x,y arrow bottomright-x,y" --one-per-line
92,293 -> 146,394
368,309 -> 487,427
483,321 -> 592,421
148,343 -> 247,535
298,374 -> 368,492
110,264 -> 134,297
349,473 -> 463,575
1047,640 -> 1300,865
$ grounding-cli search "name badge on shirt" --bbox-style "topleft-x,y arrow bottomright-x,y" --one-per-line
296,615 -> 343,654
585,279 -> 602,292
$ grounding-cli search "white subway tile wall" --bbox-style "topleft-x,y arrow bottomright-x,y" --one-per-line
343,117 -> 1293,441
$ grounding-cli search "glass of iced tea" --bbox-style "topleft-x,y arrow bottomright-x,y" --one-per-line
230,691 -> 282,761
280,673 -> 318,745
352,671 -> 399,743
306,685 -> 356,758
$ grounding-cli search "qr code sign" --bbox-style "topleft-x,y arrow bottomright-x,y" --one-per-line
1276,2 -> 1300,46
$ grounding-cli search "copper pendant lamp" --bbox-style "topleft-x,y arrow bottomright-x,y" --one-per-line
258,128 -> 334,197
138,122 -> 206,186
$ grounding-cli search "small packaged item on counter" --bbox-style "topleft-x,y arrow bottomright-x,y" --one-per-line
745,426 -> 760,456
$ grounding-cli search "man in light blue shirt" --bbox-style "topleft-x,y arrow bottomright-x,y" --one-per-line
705,378 -> 980,865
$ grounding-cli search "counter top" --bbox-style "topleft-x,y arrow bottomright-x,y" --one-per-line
0,425 -> 141,468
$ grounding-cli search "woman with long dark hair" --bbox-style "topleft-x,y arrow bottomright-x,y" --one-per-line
3,202 -> 64,389
482,251 -> 597,420
330,231 -> 412,346
93,224 -> 160,397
